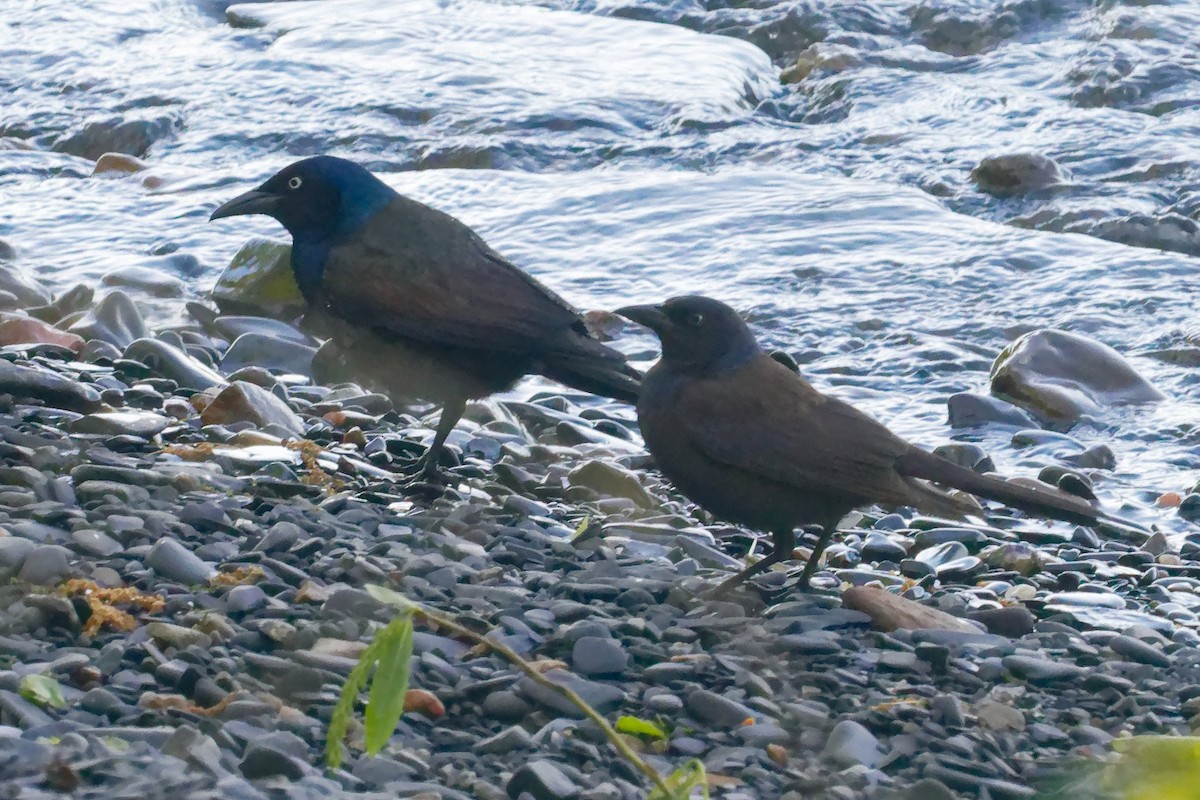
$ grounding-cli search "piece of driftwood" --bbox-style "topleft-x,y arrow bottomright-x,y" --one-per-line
842,586 -> 982,634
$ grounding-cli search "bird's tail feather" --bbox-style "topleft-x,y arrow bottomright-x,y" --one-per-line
896,448 -> 1104,527
540,355 -> 641,404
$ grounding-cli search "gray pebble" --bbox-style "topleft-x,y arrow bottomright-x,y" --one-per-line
506,760 -> 581,800
1109,634 -> 1171,667
823,719 -> 881,768
147,538 -> 216,584
17,544 -> 73,584
1003,654 -> 1085,683
0,537 -> 36,581
226,584 -> 268,614
571,636 -> 629,677
685,688 -> 758,727
478,725 -> 533,755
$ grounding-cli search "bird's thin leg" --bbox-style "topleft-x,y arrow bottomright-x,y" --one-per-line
709,527 -> 796,598
411,396 -> 467,484
796,524 -> 836,589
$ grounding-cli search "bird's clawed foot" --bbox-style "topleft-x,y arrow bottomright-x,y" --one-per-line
398,452 -> 454,495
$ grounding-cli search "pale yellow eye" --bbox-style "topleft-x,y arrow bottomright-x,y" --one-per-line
688,312 -> 704,327
288,176 -> 303,190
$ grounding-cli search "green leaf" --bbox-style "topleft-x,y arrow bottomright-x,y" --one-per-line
365,584 -> 419,612
570,516 -> 592,542
615,715 -> 667,740
19,674 -> 65,709
649,759 -> 709,800
364,613 -> 415,755
1102,736 -> 1200,800
325,632 -> 385,768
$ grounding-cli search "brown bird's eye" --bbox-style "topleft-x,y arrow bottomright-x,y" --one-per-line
688,312 -> 704,327
288,176 -> 303,190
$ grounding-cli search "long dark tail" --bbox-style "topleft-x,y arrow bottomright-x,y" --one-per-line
896,448 -> 1103,526
540,354 -> 641,404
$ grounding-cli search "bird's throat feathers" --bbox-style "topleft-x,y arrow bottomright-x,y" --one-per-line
288,168 -> 397,300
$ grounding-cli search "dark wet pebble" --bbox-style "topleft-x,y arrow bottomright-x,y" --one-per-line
507,760 -> 581,800
685,688 -> 758,727
571,636 -> 629,677
946,392 -> 1036,429
147,538 -> 216,584
1109,634 -> 1171,667
1003,654 -> 1085,683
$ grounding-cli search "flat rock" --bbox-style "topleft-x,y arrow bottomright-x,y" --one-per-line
0,360 -> 101,412
68,410 -> 171,438
517,669 -> 625,718
219,332 -> 317,376
1002,654 -> 1085,683
124,338 -> 226,391
685,688 -> 758,727
947,392 -> 1036,429
1109,634 -> 1171,668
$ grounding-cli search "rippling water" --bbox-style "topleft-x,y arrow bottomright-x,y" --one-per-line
3,0 -> 1199,533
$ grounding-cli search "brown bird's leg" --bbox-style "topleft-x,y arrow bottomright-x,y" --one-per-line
409,396 -> 467,484
796,524 -> 837,589
709,527 -> 797,598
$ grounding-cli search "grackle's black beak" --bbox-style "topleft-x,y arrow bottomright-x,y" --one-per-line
615,304 -> 668,333
209,189 -> 277,221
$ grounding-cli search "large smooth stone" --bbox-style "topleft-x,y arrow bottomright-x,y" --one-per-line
0,264 -> 50,307
0,313 -> 84,352
211,316 -> 315,345
0,360 -> 101,412
211,238 -> 305,320
219,333 -> 317,377
101,266 -> 185,298
200,381 -> 304,436
68,291 -> 148,348
68,410 -> 171,438
52,114 -> 178,160
946,392 -> 1035,429
971,153 -> 1064,197
990,329 -> 1163,427
124,338 -> 226,391
567,460 -> 654,507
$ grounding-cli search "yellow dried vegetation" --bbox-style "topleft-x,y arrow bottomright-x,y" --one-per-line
57,579 -> 165,636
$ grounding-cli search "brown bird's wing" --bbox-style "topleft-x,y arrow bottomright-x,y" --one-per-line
676,355 -> 954,512
321,197 -> 620,361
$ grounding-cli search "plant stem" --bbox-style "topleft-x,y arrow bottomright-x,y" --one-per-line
410,605 -> 672,797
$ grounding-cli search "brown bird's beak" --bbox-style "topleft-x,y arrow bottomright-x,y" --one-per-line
615,304 -> 668,333
209,189 -> 277,221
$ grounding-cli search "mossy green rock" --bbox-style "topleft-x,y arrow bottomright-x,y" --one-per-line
211,238 -> 304,320
990,329 -> 1163,428
568,460 -> 655,508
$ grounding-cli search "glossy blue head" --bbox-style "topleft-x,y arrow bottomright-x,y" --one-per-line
210,156 -> 397,297
616,295 -> 762,375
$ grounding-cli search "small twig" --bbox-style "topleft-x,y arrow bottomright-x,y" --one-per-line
411,605 -> 672,797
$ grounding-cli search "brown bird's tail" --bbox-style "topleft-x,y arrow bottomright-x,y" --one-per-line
895,448 -> 1103,527
540,354 -> 642,405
